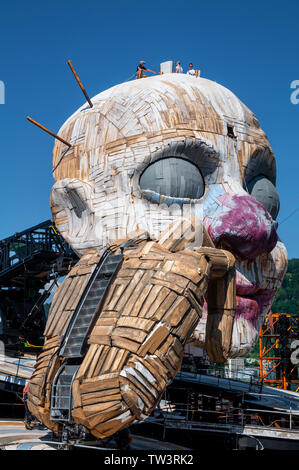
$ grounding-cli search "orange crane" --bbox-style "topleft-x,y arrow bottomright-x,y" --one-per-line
259,312 -> 299,391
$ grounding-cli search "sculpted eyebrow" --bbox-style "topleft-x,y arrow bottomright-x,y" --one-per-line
143,139 -> 220,179
243,148 -> 276,186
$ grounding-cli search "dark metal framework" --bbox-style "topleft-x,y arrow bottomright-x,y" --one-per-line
0,220 -> 76,286
0,220 -> 78,349
259,312 -> 299,391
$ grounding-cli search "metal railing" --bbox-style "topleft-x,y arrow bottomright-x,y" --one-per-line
0,220 -> 76,279
158,393 -> 299,432
178,364 -> 262,387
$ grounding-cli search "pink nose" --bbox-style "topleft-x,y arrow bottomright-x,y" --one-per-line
204,194 -> 278,260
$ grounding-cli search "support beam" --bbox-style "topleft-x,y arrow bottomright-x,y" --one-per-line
67,60 -> 93,108
27,116 -> 72,147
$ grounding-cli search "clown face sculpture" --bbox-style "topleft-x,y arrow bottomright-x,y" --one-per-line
27,73 -> 287,438
51,73 -> 287,358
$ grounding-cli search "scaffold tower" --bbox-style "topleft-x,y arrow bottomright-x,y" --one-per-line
259,312 -> 299,391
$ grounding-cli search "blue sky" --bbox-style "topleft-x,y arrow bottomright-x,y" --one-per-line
0,0 -> 298,257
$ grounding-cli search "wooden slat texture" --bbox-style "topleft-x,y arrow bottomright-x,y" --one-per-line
28,219 -> 236,439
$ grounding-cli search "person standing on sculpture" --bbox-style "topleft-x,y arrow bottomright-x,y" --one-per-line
175,61 -> 183,73
186,63 -> 196,76
136,61 -> 156,79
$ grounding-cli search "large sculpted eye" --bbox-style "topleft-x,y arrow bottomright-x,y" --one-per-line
139,157 -> 205,202
246,175 -> 280,220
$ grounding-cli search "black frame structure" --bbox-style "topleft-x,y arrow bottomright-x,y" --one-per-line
0,220 -> 78,349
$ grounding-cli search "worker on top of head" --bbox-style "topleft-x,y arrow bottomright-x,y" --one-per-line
136,60 -> 157,79
186,63 -> 200,77
175,61 -> 183,73
186,63 -> 196,76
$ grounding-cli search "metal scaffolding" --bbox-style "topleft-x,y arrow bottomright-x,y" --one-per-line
259,312 -> 299,391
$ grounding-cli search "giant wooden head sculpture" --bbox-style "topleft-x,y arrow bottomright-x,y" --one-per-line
28,73 -> 288,439
51,74 -> 287,359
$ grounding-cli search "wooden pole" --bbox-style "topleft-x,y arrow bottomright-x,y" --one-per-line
259,326 -> 264,384
26,116 -> 72,147
67,60 -> 93,108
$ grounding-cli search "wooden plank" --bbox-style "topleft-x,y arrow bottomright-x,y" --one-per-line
149,291 -> 177,321
72,407 -> 90,428
169,260 -> 202,284
41,335 -> 62,350
157,218 -> 199,252
105,279 -> 131,310
82,392 -> 122,406
205,268 -> 236,362
51,309 -> 74,338
76,344 -> 103,379
62,275 -> 84,312
87,403 -> 124,428
173,308 -> 199,341
85,344 -> 107,378
99,310 -> 120,318
120,374 -> 155,406
122,258 -> 142,269
116,316 -> 155,331
111,335 -> 140,353
140,253 -> 166,262
83,400 -> 122,416
44,276 -> 73,336
72,379 -> 82,408
137,324 -> 169,356
127,283 -> 154,317
117,269 -> 153,316
120,385 -> 143,418
80,376 -> 120,394
91,412 -> 135,438
27,383 -> 42,399
94,348 -> 125,375
94,316 -> 117,326
67,273 -> 91,311
89,324 -> 114,337
141,285 -> 168,319
138,284 -> 164,318
162,296 -> 190,327
139,260 -> 160,270
141,357 -> 168,387
27,393 -> 42,407
112,269 -> 146,312
114,326 -> 157,346
88,335 -> 111,346
154,350 -> 177,378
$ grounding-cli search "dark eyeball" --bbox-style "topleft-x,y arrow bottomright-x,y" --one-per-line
246,175 -> 280,220
139,157 -> 204,202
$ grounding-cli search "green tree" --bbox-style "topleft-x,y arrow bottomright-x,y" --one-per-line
272,259 -> 299,314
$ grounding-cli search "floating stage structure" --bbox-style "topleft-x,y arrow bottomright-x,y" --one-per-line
1,349 -> 299,450
0,63 -> 297,450
131,362 -> 299,451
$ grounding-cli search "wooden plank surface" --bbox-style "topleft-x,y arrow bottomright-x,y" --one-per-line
28,220 -> 236,439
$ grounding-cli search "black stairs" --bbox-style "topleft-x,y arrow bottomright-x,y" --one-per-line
50,249 -> 124,423
59,250 -> 123,359
50,364 -> 80,422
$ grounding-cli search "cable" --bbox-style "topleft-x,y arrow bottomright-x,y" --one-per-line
278,206 -> 299,226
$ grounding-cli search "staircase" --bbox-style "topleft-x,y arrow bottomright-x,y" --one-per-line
51,249 -> 124,423
59,250 -> 123,359
50,364 -> 80,422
